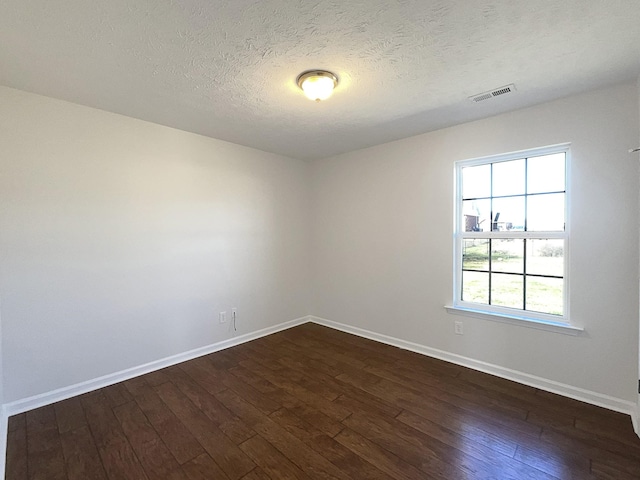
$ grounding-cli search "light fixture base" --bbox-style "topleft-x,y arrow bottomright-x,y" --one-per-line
297,70 -> 338,102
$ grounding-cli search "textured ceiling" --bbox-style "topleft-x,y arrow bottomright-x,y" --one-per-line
1,1 -> 639,160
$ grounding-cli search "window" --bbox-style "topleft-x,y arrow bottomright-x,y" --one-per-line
453,144 -> 569,325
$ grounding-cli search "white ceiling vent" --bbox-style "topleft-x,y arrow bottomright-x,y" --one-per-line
469,84 -> 516,103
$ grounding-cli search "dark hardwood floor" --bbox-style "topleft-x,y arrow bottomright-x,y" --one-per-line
5,323 -> 640,479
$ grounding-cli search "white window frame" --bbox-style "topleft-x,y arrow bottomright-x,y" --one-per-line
450,143 -> 578,333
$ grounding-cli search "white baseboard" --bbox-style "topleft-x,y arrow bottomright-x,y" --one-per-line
309,316 -> 638,418
633,403 -> 639,437
2,315 -> 309,418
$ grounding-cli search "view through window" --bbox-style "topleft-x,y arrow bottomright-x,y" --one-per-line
455,145 -> 568,321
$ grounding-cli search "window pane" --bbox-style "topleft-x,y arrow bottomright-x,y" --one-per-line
492,196 -> 525,231
457,147 -> 568,320
493,159 -> 525,197
491,239 -> 524,273
462,271 -> 488,304
463,239 -> 489,270
462,199 -> 490,232
462,164 -> 490,199
526,276 -> 563,315
527,239 -> 564,277
528,153 -> 565,194
527,193 -> 564,231
491,273 -> 523,309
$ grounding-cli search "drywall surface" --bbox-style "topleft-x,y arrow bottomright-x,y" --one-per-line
311,82 -> 640,403
0,86 -> 311,403
637,74 -> 640,424
0,302 -> 3,405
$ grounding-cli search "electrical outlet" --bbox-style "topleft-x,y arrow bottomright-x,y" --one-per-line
219,311 -> 227,324
454,321 -> 464,335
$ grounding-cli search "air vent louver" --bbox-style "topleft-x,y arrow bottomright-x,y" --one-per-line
469,84 -> 516,103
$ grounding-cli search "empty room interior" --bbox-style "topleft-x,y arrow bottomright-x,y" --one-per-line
1,1 -> 640,479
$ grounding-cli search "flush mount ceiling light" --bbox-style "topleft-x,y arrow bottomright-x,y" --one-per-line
297,70 -> 338,102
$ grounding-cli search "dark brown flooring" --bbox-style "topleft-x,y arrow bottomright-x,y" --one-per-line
5,323 -> 640,479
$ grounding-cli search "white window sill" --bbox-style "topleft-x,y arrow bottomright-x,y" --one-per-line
444,305 -> 584,336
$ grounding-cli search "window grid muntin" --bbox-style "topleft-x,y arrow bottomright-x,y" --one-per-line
462,190 -> 566,202
461,240 -> 564,311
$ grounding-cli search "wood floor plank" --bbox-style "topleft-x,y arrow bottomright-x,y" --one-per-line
221,374 -> 283,416
215,389 -> 352,480
181,361 -> 281,418
229,364 -> 345,437
207,346 -> 250,370
26,406 -> 66,480
513,444 -> 594,479
5,415 -> 28,480
113,400 -> 184,480
455,369 -> 605,435
181,453 -> 230,480
342,412 -> 472,480
153,381 -> 256,480
285,402 -> 345,438
80,390 -> 149,480
238,341 -> 288,368
59,425 -> 107,480
362,360 -> 531,424
179,358 -> 228,395
7,323 -> 640,480
335,427 -> 426,479
102,383 -> 134,408
123,375 -> 153,398
336,370 -> 543,439
574,416 -> 640,449
242,351 -> 343,403
526,408 -> 577,429
269,407 -> 390,480
333,392 -> 402,421
228,364 -> 303,409
590,460 -> 640,480
277,334 -> 368,370
240,468 -> 273,480
54,398 -> 86,435
133,388 -> 205,465
144,368 -> 172,387
275,338 -> 364,378
278,354 -> 400,413
541,422 -> 640,462
239,435 -> 310,480
239,358 -> 351,422
363,361 -> 531,422
352,410 -> 558,480
535,389 -> 632,426
396,409 -> 518,459
8,413 -> 26,432
169,364 -> 256,444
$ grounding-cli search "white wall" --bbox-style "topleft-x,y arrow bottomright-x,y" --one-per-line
311,82 -> 640,404
0,303 -> 3,405
0,86 -> 311,403
637,74 -> 640,428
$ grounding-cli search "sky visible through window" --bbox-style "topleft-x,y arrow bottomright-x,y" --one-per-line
462,153 -> 565,233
